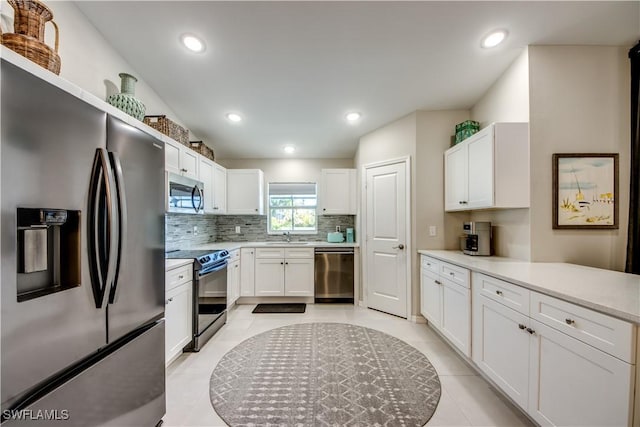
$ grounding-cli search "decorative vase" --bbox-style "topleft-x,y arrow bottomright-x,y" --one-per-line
107,73 -> 146,121
0,0 -> 61,74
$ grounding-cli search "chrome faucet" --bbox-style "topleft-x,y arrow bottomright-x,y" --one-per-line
283,231 -> 291,242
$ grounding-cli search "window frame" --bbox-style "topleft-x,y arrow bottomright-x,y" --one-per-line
267,182 -> 318,235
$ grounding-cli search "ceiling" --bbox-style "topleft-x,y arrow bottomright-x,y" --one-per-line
75,1 -> 639,159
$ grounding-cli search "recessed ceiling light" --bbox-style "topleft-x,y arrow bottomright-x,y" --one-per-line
283,145 -> 296,154
345,112 -> 361,122
226,113 -> 242,122
481,30 -> 507,48
181,34 -> 205,53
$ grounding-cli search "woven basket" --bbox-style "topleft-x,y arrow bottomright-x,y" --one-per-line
1,0 -> 61,75
190,141 -> 215,161
143,115 -> 189,146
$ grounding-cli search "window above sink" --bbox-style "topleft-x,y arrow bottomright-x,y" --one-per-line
267,182 -> 317,234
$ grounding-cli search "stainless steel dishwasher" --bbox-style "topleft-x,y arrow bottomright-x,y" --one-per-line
314,247 -> 354,303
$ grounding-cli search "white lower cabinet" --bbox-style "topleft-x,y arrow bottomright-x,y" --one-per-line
165,264 -> 193,366
471,271 -> 635,426
420,255 -> 470,357
284,258 -> 314,296
254,258 -> 285,296
473,292 -> 531,409
254,247 -> 314,297
441,278 -> 471,357
420,271 -> 442,328
240,248 -> 255,297
227,259 -> 240,308
528,319 -> 633,427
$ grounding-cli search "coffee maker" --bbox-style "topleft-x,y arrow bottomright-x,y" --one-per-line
462,221 -> 492,256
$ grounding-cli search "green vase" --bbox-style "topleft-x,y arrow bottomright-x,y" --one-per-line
107,73 -> 146,121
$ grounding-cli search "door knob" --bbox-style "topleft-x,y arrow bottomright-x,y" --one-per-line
392,244 -> 405,250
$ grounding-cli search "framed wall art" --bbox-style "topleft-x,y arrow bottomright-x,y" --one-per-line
552,153 -> 619,229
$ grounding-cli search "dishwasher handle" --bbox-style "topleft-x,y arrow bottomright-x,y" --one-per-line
315,248 -> 354,255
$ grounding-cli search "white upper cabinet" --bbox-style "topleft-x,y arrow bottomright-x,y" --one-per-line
319,169 -> 356,215
164,139 -> 181,176
444,122 -> 529,211
198,156 -> 227,214
226,169 -> 264,215
212,162 -> 227,214
198,156 -> 214,213
164,138 -> 198,180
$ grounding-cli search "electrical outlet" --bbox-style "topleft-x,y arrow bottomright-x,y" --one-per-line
193,226 -> 198,235
429,225 -> 437,236
235,226 -> 241,234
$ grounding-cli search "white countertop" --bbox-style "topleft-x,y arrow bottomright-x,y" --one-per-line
191,241 -> 360,252
418,250 -> 640,324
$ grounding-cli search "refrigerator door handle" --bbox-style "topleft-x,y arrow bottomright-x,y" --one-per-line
87,148 -> 119,309
107,152 -> 127,304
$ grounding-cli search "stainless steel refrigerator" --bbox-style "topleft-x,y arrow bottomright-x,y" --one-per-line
1,59 -> 166,425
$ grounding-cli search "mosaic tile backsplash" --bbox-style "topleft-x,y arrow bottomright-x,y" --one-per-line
165,214 -> 218,251
166,214 -> 355,250
216,215 -> 355,242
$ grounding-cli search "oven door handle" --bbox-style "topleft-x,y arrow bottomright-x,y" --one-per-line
199,262 -> 228,276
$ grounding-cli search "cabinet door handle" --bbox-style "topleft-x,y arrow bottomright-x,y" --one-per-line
255,208 -> 258,212
323,208 -> 326,211
181,168 -> 188,173
449,272 -> 455,276
280,262 -> 284,265
565,318 -> 575,325
518,324 -> 526,330
165,297 -> 174,305
178,275 -> 184,279
526,328 -> 536,335
213,207 -> 219,210
495,290 -> 503,296
459,201 -> 468,204
434,280 -> 441,285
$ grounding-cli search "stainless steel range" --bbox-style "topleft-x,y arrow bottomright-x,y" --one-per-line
166,249 -> 230,351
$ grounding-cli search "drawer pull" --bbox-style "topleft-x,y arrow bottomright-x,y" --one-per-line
495,290 -> 503,296
178,275 -> 184,279
526,327 -> 536,335
434,280 -> 442,285
165,297 -> 174,305
565,318 -> 575,325
518,324 -> 526,330
449,272 -> 455,276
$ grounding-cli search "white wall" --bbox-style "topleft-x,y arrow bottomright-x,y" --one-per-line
472,49 -> 530,128
218,158 -> 353,185
0,1 -> 197,137
355,112 -> 417,314
415,110 -> 470,253
528,45 -> 630,271
470,48 -> 532,260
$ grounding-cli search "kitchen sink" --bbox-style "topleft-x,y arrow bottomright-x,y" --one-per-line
264,242 -> 311,245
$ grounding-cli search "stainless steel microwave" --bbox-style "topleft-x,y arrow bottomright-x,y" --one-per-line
167,172 -> 204,214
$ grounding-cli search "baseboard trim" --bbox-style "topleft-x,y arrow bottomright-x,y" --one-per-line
410,315 -> 427,324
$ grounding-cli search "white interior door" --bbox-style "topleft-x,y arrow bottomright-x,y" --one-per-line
365,161 -> 408,318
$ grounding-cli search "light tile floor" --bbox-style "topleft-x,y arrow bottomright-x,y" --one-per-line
164,304 -> 534,427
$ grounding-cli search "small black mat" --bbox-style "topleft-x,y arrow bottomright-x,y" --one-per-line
252,303 -> 306,314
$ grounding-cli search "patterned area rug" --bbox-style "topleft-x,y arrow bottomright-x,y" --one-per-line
210,323 -> 441,426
